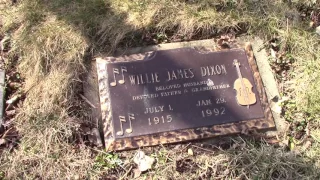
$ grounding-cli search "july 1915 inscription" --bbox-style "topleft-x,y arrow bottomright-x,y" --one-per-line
97,47 -> 276,151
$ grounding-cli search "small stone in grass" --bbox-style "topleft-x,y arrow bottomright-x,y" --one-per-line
187,148 -> 194,156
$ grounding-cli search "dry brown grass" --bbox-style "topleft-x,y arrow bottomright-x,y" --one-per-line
0,0 -> 97,178
95,138 -> 319,179
0,0 -> 319,179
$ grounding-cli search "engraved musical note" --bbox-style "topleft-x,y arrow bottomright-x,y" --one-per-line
110,68 -> 119,87
125,113 -> 135,134
118,66 -> 127,84
116,116 -> 126,136
110,66 -> 127,86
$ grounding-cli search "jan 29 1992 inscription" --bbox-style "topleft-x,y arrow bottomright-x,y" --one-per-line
106,48 -> 265,139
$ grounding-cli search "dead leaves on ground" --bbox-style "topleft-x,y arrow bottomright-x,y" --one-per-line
66,117 -> 103,148
310,9 -> 320,27
0,35 -> 21,152
0,127 -> 18,152
267,36 -> 316,153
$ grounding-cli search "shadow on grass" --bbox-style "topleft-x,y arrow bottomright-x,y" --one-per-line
32,0 -> 258,55
18,0 -> 320,179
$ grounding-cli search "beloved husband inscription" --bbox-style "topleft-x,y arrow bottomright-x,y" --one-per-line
97,47 -> 276,151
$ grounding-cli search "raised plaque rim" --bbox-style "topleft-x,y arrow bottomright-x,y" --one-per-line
97,44 -> 276,152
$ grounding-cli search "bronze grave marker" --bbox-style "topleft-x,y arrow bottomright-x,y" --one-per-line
97,47 -> 276,151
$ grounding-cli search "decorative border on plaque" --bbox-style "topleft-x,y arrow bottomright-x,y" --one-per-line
97,43 -> 276,152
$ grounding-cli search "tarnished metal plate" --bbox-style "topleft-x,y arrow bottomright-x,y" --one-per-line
107,48 -> 264,139
97,46 -> 276,151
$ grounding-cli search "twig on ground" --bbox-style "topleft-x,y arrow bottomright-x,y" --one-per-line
0,127 -> 13,138
180,143 -> 191,153
120,166 -> 133,180
159,144 -> 171,163
191,145 -> 215,154
79,94 -> 96,108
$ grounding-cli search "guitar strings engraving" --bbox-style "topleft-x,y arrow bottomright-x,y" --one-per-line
110,66 -> 127,87
116,116 -> 126,136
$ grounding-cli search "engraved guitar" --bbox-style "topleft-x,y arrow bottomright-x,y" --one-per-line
233,59 -> 256,108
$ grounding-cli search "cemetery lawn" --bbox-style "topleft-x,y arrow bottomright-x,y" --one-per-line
1,0 -> 320,179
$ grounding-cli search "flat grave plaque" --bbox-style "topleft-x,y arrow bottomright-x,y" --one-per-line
97,47 -> 276,151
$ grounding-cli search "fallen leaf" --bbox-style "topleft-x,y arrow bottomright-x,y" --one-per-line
223,169 -> 230,176
133,168 -> 142,178
280,139 -> 289,147
88,128 -> 103,147
173,144 -> 182,150
265,138 -> 280,144
271,101 -> 282,114
316,26 -> 320,36
176,159 -> 196,173
5,110 -> 15,116
305,123 -> 310,137
270,96 -> 290,114
311,11 -> 320,27
0,36 -> 10,52
0,138 -> 7,145
310,21 -> 315,28
6,94 -> 21,104
302,140 -> 312,151
270,42 -> 278,49
270,48 -> 277,62
133,150 -> 155,172
81,126 -> 91,135
73,175 -> 80,180
290,141 -> 295,150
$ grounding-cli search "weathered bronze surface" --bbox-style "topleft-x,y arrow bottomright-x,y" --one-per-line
97,45 -> 276,151
107,48 -> 264,138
